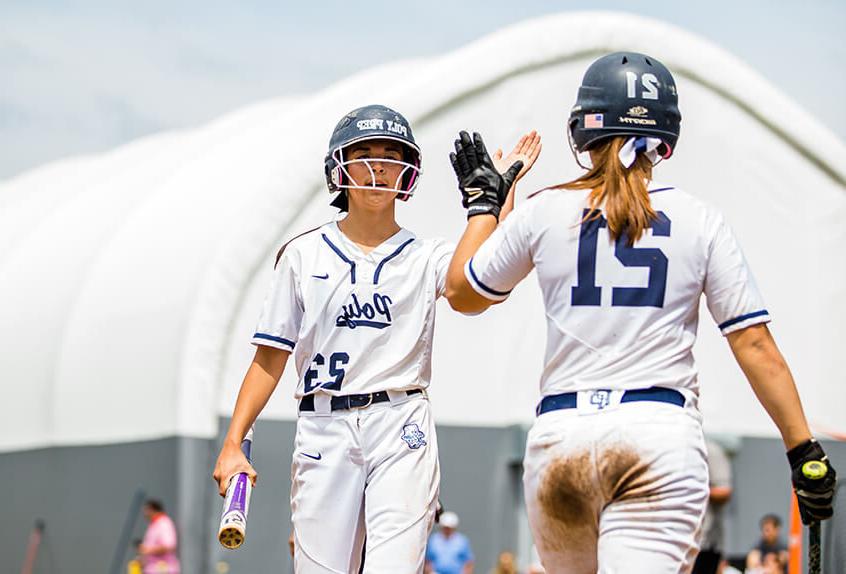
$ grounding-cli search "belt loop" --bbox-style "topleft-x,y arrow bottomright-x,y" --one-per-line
387,388 -> 425,406
313,393 -> 332,415
386,389 -> 408,405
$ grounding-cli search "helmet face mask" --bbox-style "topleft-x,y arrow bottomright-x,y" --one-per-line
325,106 -> 422,210
568,52 -> 681,165
329,137 -> 421,195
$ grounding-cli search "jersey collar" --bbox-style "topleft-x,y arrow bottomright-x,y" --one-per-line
328,221 -> 415,260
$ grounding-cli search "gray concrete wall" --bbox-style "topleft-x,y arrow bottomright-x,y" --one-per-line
2,427 -> 844,574
3,439 -> 187,574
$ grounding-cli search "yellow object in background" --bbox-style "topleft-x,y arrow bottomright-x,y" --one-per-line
127,559 -> 142,574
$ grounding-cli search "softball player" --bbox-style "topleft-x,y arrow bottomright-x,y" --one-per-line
444,53 -> 837,573
212,105 -> 535,573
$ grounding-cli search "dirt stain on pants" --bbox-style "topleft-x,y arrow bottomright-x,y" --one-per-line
534,443 -> 653,572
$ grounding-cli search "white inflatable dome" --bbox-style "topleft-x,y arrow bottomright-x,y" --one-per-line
1,11 -> 844,452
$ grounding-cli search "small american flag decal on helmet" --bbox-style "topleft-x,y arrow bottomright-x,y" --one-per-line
585,113 -> 604,128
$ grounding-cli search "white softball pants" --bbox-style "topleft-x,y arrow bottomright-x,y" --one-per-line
291,392 -> 439,574
523,400 -> 709,574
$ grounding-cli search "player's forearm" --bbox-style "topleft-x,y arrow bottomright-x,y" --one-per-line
224,347 -> 289,445
499,185 -> 517,221
727,324 -> 811,449
445,215 -> 498,312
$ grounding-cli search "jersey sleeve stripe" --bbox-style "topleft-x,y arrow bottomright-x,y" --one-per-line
252,333 -> 296,349
465,257 -> 511,301
717,309 -> 770,331
321,233 -> 356,284
373,238 -> 415,284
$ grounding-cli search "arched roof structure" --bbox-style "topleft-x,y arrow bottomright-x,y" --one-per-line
2,12 -> 844,452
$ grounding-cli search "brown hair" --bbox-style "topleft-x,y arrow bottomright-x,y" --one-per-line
559,136 -> 656,246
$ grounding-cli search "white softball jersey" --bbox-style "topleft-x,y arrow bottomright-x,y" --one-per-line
465,182 -> 770,398
253,221 -> 454,398
254,221 -> 448,572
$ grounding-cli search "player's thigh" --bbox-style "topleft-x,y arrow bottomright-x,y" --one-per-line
360,512 -> 434,574
292,415 -> 367,573
294,517 -> 365,574
597,406 -> 708,574
522,412 -> 602,574
359,398 -> 439,571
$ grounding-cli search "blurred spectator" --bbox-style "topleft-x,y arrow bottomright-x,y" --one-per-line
745,514 -> 787,574
138,499 -> 180,574
693,439 -> 733,574
490,551 -> 517,574
425,511 -> 474,574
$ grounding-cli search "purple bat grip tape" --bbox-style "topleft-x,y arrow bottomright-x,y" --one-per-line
225,436 -> 252,514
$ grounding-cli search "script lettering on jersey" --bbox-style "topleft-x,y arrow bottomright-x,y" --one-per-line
336,293 -> 393,329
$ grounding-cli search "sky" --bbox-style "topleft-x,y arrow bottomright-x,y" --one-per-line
1,0 -> 844,181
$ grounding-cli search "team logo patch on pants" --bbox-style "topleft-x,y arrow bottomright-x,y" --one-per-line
590,390 -> 611,409
401,424 -> 427,449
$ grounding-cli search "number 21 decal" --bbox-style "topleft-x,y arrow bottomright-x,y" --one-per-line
571,210 -> 671,308
626,71 -> 659,100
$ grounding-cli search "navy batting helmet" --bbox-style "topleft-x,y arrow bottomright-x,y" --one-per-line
324,105 -> 422,211
568,52 -> 681,158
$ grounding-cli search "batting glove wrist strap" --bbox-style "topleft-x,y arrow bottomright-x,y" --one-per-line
459,168 -> 513,220
450,131 -> 523,221
787,438 -> 837,524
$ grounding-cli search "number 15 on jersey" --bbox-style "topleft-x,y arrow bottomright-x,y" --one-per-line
571,210 -> 671,308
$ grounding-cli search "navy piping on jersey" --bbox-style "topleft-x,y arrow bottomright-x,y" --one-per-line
467,257 -> 512,297
321,233 -> 356,284
718,309 -> 769,330
253,333 -> 296,348
373,238 -> 415,284
648,187 -> 674,194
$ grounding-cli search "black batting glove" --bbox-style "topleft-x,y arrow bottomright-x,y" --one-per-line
787,438 -> 837,524
449,131 -> 523,220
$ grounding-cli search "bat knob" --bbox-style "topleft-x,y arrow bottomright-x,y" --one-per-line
801,460 -> 828,480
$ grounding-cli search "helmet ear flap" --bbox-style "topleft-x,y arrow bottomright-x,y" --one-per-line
324,150 -> 347,193
397,146 -> 421,194
330,165 -> 344,189
325,148 -> 349,211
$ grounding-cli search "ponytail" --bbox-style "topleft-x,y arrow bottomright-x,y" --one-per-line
559,137 -> 656,245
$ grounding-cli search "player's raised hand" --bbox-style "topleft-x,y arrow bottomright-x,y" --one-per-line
449,130 -> 522,220
492,130 -> 542,185
213,440 -> 258,497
